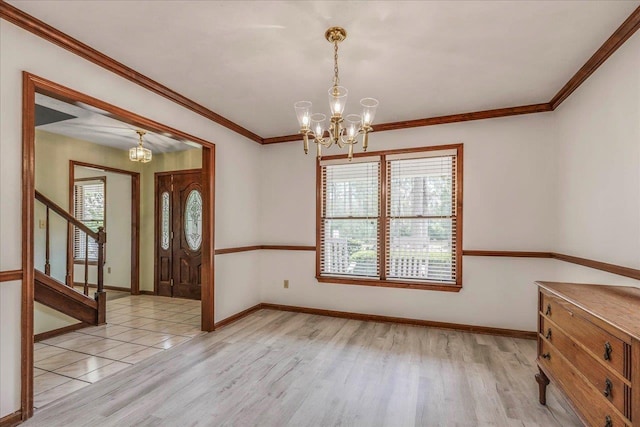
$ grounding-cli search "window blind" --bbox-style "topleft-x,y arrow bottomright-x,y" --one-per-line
386,155 -> 457,283
320,161 -> 380,278
73,179 -> 105,261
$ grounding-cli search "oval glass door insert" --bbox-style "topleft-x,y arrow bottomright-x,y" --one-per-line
161,191 -> 170,250
184,189 -> 203,251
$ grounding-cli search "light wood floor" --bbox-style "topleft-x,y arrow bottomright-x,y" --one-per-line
25,309 -> 581,426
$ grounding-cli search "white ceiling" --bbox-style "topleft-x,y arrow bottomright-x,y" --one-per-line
35,93 -> 198,153
11,1 -> 640,138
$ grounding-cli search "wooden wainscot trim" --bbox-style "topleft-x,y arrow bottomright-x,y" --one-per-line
213,245 -> 316,255
213,304 -> 262,329
139,290 -> 155,296
0,410 -> 22,427
34,322 -> 89,342
261,245 -> 316,251
260,303 -> 536,340
463,250 -> 553,258
214,245 -> 262,255
0,270 -> 23,282
551,253 -> 640,281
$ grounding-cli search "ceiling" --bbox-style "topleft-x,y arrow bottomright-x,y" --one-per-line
11,1 -> 640,138
35,93 -> 198,153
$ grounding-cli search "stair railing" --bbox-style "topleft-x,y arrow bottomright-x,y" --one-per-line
35,190 -> 107,298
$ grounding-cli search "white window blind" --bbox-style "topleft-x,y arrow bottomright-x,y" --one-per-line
386,155 -> 457,283
73,179 -> 105,261
320,161 -> 380,277
318,147 -> 460,287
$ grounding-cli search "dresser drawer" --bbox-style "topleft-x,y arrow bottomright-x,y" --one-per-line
539,340 -> 629,427
540,316 -> 629,416
541,291 -> 627,379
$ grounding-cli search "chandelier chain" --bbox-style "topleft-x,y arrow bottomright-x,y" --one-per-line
333,41 -> 340,86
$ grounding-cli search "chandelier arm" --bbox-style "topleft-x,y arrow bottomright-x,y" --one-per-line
296,27 -> 377,159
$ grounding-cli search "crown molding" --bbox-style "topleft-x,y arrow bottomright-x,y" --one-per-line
263,103 -> 553,144
1,2 -> 638,145
0,0 -> 263,144
550,5 -> 640,109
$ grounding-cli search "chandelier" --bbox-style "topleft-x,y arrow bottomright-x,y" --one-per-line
294,27 -> 378,160
129,130 -> 152,163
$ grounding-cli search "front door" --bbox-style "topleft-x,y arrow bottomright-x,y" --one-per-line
156,170 -> 203,300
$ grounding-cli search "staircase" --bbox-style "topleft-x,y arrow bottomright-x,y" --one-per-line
35,190 -> 107,325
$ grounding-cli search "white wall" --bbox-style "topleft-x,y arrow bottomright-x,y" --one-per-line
555,32 -> 640,275
259,113 -> 559,332
257,29 -> 640,336
0,20 -> 261,417
72,167 -> 132,289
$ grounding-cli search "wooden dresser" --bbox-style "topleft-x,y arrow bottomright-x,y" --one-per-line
535,282 -> 640,427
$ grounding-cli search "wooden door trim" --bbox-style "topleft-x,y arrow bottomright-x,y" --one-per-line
69,160 -> 141,295
155,168 -> 202,177
22,72 -> 216,423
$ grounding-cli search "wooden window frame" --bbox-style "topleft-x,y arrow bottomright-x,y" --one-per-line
316,143 -> 463,292
72,176 -> 106,265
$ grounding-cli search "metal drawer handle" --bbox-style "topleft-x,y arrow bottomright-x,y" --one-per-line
545,304 -> 551,316
603,378 -> 612,398
541,353 -> 551,360
604,342 -> 612,361
604,415 -> 612,427
545,329 -> 552,340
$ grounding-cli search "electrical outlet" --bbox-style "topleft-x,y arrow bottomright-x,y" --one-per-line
284,279 -> 289,289
107,267 -> 111,274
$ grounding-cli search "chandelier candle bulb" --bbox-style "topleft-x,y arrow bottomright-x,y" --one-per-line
360,98 -> 379,126
294,27 -> 379,160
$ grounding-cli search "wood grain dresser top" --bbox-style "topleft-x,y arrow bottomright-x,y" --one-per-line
536,281 -> 640,341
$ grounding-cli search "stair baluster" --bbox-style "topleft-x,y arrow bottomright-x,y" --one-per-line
44,206 -> 51,276
35,190 -> 107,325
84,237 -> 89,296
97,227 -> 106,294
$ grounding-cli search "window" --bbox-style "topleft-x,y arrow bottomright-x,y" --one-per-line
317,144 -> 463,291
73,177 -> 106,262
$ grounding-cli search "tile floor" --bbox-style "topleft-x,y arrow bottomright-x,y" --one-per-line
33,294 -> 203,409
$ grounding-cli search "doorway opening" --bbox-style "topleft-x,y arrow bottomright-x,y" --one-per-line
22,72 -> 216,419
68,161 -> 140,298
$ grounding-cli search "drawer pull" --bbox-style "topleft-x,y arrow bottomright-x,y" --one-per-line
545,304 -> 551,316
604,415 -> 612,427
541,353 -> 551,360
603,378 -> 612,398
545,329 -> 552,340
603,342 -> 612,361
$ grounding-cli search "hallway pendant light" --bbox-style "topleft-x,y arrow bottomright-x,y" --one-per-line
129,130 -> 152,163
294,27 -> 379,160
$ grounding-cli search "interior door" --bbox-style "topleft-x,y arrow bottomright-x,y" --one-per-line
155,170 -> 202,300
